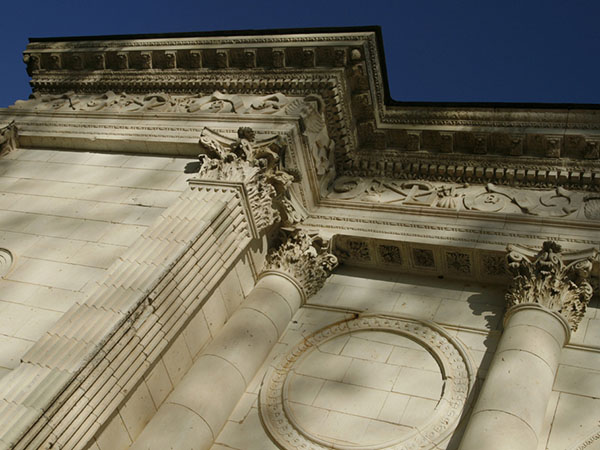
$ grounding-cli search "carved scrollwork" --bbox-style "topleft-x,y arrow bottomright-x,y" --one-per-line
327,176 -> 596,219
506,241 -> 598,331
263,230 -> 338,300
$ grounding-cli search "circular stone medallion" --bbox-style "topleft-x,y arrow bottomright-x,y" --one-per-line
259,314 -> 474,450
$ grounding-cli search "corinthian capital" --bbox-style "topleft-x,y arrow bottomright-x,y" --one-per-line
196,127 -> 301,232
264,230 -> 338,300
506,241 -> 597,331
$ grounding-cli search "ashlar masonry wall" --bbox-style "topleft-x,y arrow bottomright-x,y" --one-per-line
206,265 -> 600,450
0,147 -> 195,376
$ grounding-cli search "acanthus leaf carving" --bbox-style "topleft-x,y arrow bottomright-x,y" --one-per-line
0,121 -> 18,156
196,127 -> 301,232
505,241 -> 598,331
264,229 -> 338,300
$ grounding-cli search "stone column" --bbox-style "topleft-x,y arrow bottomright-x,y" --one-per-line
459,241 -> 596,450
130,231 -> 337,450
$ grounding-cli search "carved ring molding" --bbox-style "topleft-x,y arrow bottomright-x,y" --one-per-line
259,314 -> 475,450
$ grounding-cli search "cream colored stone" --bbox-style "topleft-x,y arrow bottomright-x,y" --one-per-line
341,335 -> 393,363
182,309 -> 211,360
118,381 -> 156,441
202,289 -> 228,337
144,358 -> 173,409
313,380 -> 388,419
130,402 -> 213,450
378,392 -> 410,424
161,332 -> 193,387
218,270 -> 245,316
95,413 -> 132,450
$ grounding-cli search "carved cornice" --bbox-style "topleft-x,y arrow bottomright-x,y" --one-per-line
506,241 -> 598,331
0,121 -> 18,156
19,30 -> 600,191
263,229 -> 338,300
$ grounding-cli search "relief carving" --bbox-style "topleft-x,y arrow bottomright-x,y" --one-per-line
327,176 -> 595,219
196,127 -> 300,231
9,90 -> 294,115
263,230 -> 338,299
506,241 -> 597,331
0,122 -> 18,156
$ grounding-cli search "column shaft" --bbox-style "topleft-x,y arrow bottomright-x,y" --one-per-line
130,273 -> 302,450
459,304 -> 568,450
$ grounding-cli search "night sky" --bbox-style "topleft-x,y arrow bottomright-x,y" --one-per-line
1,0 -> 599,107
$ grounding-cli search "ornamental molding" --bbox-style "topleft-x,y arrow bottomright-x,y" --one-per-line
327,178 -> 600,220
193,126 -> 302,233
10,90 -> 306,116
19,30 -> 600,189
259,314 -> 475,450
506,241 -> 598,331
263,229 -> 338,300
331,234 -> 509,283
0,121 -> 18,156
568,422 -> 600,450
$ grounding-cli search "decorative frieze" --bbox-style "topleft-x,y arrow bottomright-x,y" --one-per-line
327,177 -> 600,219
506,241 -> 597,331
9,90 -> 298,115
264,230 -> 338,300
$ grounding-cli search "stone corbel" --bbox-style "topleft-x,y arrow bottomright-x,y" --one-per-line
505,241 -> 598,331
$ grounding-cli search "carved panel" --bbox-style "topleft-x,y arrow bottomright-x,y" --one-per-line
327,177 -> 597,219
412,248 -> 435,269
446,251 -> 471,274
378,244 -> 403,265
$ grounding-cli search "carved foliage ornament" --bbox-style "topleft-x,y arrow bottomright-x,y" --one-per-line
197,127 -> 302,231
506,241 -> 597,331
0,121 -> 18,156
263,230 -> 338,300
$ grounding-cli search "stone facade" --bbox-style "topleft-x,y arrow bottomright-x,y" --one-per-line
0,27 -> 598,450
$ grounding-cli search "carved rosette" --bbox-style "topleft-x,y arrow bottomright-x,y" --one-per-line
506,241 -> 597,331
263,230 -> 338,299
0,122 -> 18,156
197,127 -> 301,232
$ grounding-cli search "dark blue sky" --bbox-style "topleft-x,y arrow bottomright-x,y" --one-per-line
1,0 -> 599,107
